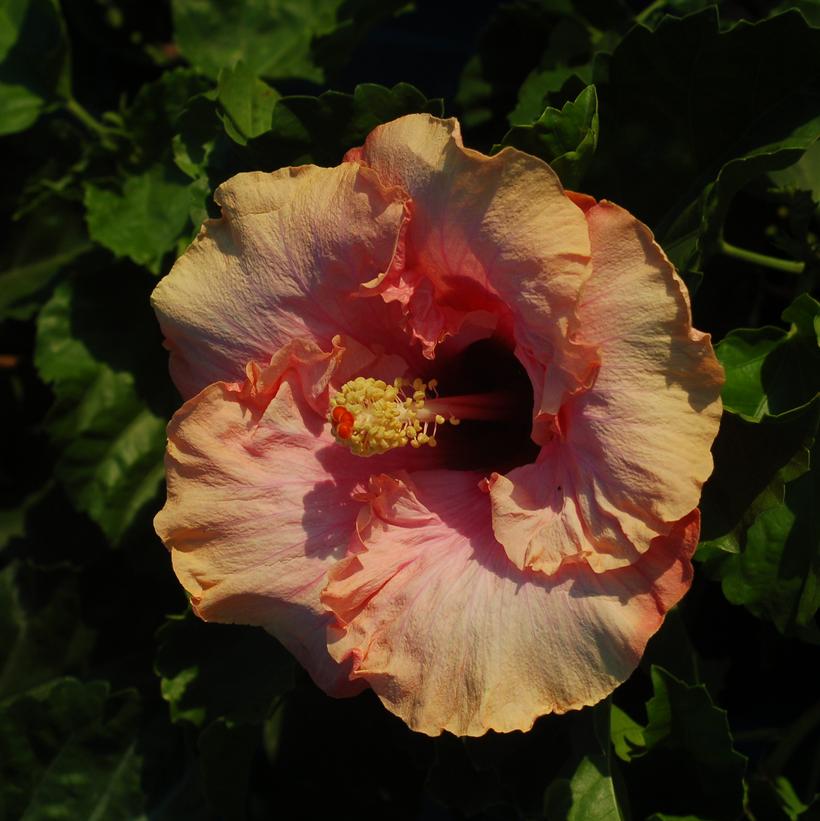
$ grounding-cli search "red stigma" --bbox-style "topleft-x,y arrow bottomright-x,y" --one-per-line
331,406 -> 355,439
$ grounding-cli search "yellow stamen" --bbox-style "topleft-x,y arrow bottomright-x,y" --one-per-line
329,376 -> 453,457
328,375 -> 518,457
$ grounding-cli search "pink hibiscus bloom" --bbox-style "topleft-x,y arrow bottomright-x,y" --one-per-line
152,115 -> 723,736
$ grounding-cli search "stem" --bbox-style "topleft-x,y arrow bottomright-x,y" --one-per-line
635,0 -> 667,25
64,97 -> 118,149
719,238 -> 805,275
765,699 -> 820,777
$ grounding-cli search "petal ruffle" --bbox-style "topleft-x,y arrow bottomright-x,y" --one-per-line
151,164 -> 416,399
347,115 -> 597,419
490,201 -> 723,575
154,333 -> 444,695
324,471 -> 698,736
155,374 -> 360,695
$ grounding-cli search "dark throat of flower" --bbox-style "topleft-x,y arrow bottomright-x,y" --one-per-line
329,339 -> 540,472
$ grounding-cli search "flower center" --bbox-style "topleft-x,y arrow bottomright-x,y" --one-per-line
329,376 -> 518,457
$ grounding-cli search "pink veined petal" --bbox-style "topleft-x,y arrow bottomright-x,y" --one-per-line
347,114 -> 597,426
489,200 -> 723,575
154,335 -> 444,695
155,375 -> 360,695
323,470 -> 699,736
151,163 -> 422,400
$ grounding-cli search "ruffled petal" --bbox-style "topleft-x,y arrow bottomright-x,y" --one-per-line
571,202 -> 723,536
324,471 -> 698,736
154,331 -> 436,695
490,201 -> 723,575
347,115 -> 596,415
151,164 -> 417,399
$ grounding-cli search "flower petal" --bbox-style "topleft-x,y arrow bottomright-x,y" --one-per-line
154,332 -> 444,694
324,470 -> 698,736
348,115 -> 597,415
151,164 -> 415,399
490,201 -> 723,575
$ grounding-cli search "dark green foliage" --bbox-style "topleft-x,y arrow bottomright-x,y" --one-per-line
612,667 -> 747,820
0,0 -> 70,135
498,84 -> 598,188
1,1 -> 819,818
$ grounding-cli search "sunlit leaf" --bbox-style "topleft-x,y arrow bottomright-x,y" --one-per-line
84,164 -> 199,274
216,62 -> 280,145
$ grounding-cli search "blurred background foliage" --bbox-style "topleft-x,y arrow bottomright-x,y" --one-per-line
0,0 -> 818,818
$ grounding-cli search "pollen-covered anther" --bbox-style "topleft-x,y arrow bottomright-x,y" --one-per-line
328,376 -> 454,457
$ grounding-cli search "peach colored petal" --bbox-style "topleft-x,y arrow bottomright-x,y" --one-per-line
490,201 -> 723,575
151,164 -> 420,399
238,334 -> 408,415
347,115 -> 597,421
154,334 -> 443,694
324,471 -> 698,736
155,375 -> 358,694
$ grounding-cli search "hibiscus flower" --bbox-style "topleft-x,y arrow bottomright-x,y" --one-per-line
151,115 -> 723,736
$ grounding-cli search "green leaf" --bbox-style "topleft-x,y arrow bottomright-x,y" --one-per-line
498,85 -> 599,188
718,293 -> 820,422
587,9 -> 820,269
747,775 -> 812,821
610,704 -> 645,763
0,0 -> 70,135
0,678 -> 143,820
699,402 -> 818,552
34,274 -> 172,544
155,611 -> 294,728
171,92 -> 224,181
247,82 -> 444,167
700,302 -> 820,638
509,64 -> 591,126
456,1 -> 599,139
171,0 -> 408,84
718,433 -> 820,636
544,701 -> 627,821
612,667 -> 746,820
124,68 -> 214,168
770,138 -> 820,205
0,562 -> 95,702
172,81 -> 441,191
216,62 -> 280,145
172,0 -> 333,81
84,163 -> 199,274
0,202 -> 91,322
198,720 -> 259,819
